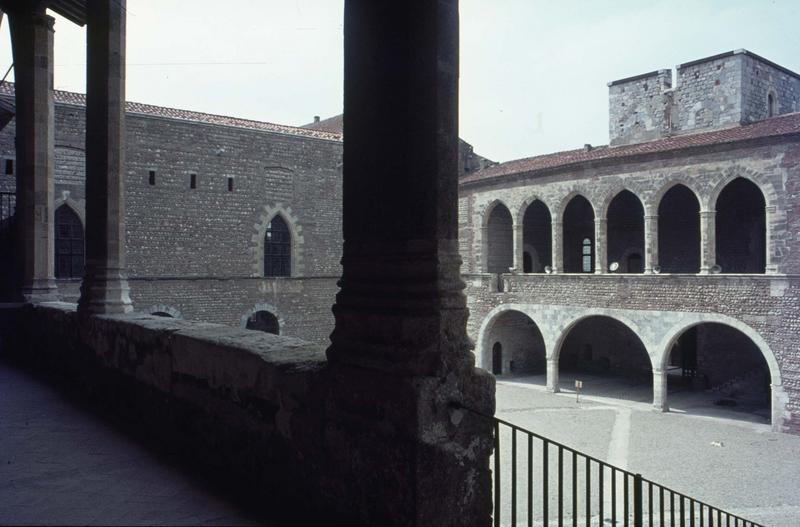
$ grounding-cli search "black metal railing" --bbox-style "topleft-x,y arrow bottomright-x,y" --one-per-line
458,405 -> 763,527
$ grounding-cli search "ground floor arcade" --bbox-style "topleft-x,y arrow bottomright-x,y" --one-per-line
477,305 -> 779,427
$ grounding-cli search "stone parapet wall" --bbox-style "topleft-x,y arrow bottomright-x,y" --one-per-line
0,303 -> 494,525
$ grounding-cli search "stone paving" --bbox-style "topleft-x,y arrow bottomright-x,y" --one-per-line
0,359 -> 261,526
494,374 -> 800,527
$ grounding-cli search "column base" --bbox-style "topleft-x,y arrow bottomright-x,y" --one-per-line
22,278 -> 59,304
77,266 -> 133,314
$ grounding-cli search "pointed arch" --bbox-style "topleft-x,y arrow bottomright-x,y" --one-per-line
606,189 -> 645,273
521,199 -> 551,273
54,204 -> 85,279
485,201 -> 513,273
714,177 -> 766,273
250,204 -> 304,277
562,194 -> 595,273
658,183 -> 700,273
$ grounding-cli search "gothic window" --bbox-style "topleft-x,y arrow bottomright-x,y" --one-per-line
55,205 -> 84,279
715,178 -> 766,273
581,238 -> 592,273
486,203 -> 513,273
264,215 -> 291,277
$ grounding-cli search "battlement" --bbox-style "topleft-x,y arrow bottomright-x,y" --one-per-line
609,50 -> 800,146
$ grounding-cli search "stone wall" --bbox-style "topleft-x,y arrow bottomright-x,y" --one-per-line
606,51 -> 800,145
0,95 -> 344,344
608,69 -> 672,146
0,303 -> 494,525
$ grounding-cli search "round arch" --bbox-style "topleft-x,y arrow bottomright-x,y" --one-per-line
476,304 -> 556,371
145,304 -> 183,319
656,315 -> 782,427
240,303 -> 285,335
552,311 -> 652,366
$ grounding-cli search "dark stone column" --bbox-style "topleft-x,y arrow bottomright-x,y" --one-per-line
78,0 -> 132,314
8,7 -> 58,303
326,2 -> 494,525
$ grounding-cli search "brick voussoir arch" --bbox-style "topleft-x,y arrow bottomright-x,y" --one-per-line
240,303 -> 285,334
144,304 -> 183,319
250,204 -> 305,277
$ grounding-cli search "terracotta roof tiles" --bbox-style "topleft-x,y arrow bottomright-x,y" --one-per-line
0,83 -> 342,142
462,112 -> 800,184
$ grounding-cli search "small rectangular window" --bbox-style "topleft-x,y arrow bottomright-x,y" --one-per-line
190,173 -> 197,189
148,170 -> 156,186
5,159 -> 13,175
227,177 -> 234,192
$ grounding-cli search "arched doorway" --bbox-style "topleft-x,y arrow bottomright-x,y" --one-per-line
486,203 -> 513,273
658,185 -> 700,273
562,195 -> 594,273
484,310 -> 546,383
522,200 -> 551,273
557,316 -> 652,402
245,310 -> 280,335
715,178 -> 766,273
606,190 -> 644,273
665,323 -> 771,423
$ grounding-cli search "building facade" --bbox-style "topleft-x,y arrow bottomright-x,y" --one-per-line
0,83 -> 344,344
459,50 -> 800,434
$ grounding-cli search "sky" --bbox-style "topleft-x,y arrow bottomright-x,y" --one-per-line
1,1 -> 799,163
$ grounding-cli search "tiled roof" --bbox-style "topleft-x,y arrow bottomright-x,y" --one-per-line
301,114 -> 343,134
0,83 -> 342,142
462,112 -> 800,184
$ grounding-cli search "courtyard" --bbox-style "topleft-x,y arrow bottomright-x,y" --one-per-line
493,375 -> 800,526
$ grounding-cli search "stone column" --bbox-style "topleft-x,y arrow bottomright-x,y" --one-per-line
699,209 -> 716,274
512,221 -> 523,272
78,0 -> 133,314
8,9 -> 58,302
326,2 -> 494,525
644,214 -> 658,273
551,220 -> 563,273
594,217 -> 607,273
546,357 -> 560,392
652,369 -> 668,412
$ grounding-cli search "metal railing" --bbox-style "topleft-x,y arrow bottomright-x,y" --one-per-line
457,405 -> 763,527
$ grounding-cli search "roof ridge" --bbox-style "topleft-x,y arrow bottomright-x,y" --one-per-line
0,82 -> 342,141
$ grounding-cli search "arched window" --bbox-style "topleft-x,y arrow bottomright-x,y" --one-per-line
264,215 -> 291,277
246,310 -> 280,335
55,205 -> 84,279
151,312 -> 173,318
768,93 -> 776,117
581,238 -> 592,272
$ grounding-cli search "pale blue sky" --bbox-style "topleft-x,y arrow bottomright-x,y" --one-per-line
1,1 -> 798,162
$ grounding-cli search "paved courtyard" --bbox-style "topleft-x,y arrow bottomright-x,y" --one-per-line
494,374 -> 800,527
